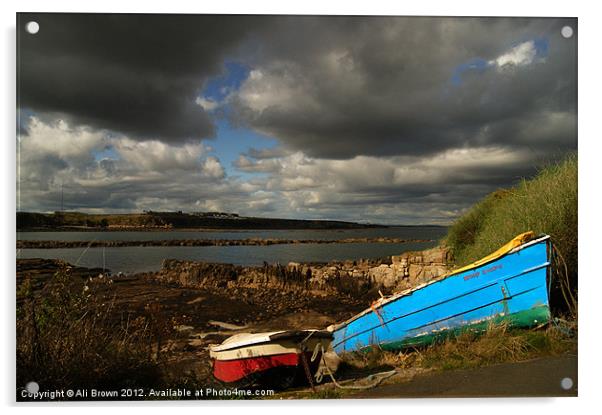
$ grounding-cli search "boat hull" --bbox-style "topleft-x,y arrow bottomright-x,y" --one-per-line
332,235 -> 552,354
212,351 -> 321,388
210,330 -> 331,388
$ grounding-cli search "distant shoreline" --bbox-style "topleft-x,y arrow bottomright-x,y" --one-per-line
17,211 -> 448,232
17,224 -> 447,233
17,211 -> 391,231
17,237 -> 435,249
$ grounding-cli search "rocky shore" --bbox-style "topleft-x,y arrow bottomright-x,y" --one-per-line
17,237 -> 432,249
17,244 -> 452,390
17,242 -> 451,312
17,244 -> 452,332
17,257 -> 374,388
153,245 -> 451,296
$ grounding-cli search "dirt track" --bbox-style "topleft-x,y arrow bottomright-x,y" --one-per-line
352,354 -> 577,398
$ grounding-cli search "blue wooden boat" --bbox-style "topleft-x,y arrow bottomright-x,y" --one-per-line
330,232 -> 552,354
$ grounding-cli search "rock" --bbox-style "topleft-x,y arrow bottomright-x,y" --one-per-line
368,264 -> 397,288
175,325 -> 194,332
147,245 -> 451,303
421,247 -> 451,264
187,339 -> 205,348
422,264 -> 448,279
391,255 -> 404,265
408,264 -> 423,281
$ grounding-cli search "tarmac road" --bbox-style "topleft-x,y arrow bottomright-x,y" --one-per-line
352,354 -> 577,398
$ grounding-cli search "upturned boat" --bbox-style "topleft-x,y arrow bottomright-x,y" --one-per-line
329,232 -> 552,354
209,329 -> 332,388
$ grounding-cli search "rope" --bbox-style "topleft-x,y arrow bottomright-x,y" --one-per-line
300,350 -> 316,392
298,331 -> 319,391
300,339 -> 396,390
74,239 -> 97,267
370,301 -> 386,328
551,243 -> 577,317
551,317 -> 574,337
311,341 -> 321,362
316,344 -> 397,390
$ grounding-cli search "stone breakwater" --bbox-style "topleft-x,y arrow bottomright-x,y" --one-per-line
151,246 -> 451,298
17,237 -> 432,249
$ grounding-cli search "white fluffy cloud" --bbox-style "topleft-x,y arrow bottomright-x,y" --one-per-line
202,156 -> 226,179
237,67 -> 322,116
490,40 -> 539,68
196,96 -> 219,111
224,145 -> 540,223
17,107 -> 570,224
114,138 -> 207,172
20,117 -> 106,161
17,117 -> 230,213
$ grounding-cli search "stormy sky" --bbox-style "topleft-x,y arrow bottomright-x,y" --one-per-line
16,14 -> 577,224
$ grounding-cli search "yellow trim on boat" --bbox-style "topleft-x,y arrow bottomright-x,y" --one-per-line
446,231 -> 535,277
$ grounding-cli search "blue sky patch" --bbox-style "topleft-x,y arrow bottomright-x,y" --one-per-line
93,145 -> 119,161
449,37 -> 549,87
201,61 -> 250,102
532,37 -> 549,58
199,61 -> 281,178
207,120 -> 278,178
450,57 -> 490,86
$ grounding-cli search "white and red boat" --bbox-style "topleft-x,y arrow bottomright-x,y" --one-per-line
209,330 -> 332,389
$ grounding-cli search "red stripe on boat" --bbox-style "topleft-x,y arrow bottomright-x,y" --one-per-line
213,352 -> 300,383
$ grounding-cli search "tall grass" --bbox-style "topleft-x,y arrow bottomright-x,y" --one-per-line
419,322 -> 576,371
445,154 -> 577,313
16,268 -> 168,397
340,322 -> 576,374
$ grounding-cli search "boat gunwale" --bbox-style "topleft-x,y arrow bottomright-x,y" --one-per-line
328,234 -> 551,332
210,329 -> 331,352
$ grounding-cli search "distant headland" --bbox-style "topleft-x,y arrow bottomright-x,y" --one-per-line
17,210 -> 391,231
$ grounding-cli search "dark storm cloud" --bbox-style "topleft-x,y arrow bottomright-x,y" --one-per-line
18,14 -> 576,155
17,15 -> 578,222
230,16 -> 577,159
17,13 -> 271,142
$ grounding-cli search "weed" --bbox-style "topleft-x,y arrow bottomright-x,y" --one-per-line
16,267 -> 167,398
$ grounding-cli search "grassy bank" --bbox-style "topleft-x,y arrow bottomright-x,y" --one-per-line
445,153 -> 577,313
339,320 -> 576,376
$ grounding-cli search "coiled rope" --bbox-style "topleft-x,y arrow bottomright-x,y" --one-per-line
312,343 -> 397,390
299,332 -> 396,391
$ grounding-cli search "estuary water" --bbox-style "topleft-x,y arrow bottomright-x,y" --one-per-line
17,226 -> 447,273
